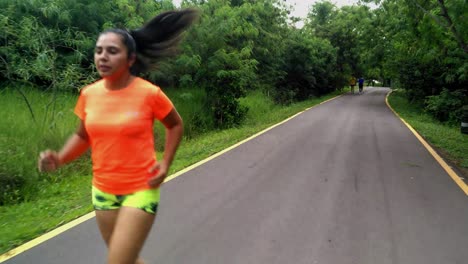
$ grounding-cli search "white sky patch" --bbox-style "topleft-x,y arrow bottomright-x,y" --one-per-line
172,0 -> 360,10
172,0 -> 367,28
287,0 -> 362,28
287,0 -> 361,17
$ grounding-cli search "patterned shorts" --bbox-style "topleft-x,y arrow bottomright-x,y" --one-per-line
92,186 -> 160,214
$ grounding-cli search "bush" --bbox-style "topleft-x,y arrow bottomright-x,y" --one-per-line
425,89 -> 466,123
169,89 -> 214,139
0,172 -> 26,205
204,48 -> 256,128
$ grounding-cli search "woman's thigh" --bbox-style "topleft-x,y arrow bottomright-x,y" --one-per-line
95,210 -> 119,246
108,207 -> 156,264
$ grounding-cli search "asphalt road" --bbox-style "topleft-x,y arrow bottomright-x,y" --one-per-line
5,87 -> 468,264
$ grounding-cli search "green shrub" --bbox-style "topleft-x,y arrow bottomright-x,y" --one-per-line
0,173 -> 26,205
166,88 -> 214,139
425,89 -> 466,123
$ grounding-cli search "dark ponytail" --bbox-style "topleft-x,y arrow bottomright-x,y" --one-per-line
101,9 -> 198,75
129,8 -> 198,75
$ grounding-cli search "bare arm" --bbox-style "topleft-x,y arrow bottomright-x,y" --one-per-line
161,108 -> 184,171
38,120 -> 90,172
148,108 -> 184,187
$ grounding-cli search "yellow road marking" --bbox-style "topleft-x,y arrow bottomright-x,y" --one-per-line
0,93 -> 343,262
385,90 -> 468,196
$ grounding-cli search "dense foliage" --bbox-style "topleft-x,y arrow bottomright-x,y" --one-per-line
368,0 -> 467,122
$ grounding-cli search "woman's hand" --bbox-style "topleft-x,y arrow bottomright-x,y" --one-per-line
148,162 -> 168,188
38,150 -> 61,172
147,108 -> 183,188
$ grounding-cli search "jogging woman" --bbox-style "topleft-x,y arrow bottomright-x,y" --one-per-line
38,9 -> 198,264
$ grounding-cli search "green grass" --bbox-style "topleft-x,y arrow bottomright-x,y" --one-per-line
388,89 -> 468,168
0,176 -> 93,252
0,88 -> 89,203
0,86 -> 347,254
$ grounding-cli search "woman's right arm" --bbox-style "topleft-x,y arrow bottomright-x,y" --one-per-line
38,120 -> 90,172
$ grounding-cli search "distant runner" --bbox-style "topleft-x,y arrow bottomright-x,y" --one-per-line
358,77 -> 365,93
350,76 -> 357,94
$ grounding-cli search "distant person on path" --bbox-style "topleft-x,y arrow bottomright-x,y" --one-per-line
358,77 -> 364,93
350,76 -> 357,94
38,9 -> 198,264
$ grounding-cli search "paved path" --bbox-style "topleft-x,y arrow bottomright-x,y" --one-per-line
6,87 -> 468,264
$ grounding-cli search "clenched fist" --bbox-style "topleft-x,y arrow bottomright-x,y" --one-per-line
38,150 -> 60,172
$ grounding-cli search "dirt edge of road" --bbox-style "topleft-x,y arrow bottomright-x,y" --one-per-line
431,143 -> 468,180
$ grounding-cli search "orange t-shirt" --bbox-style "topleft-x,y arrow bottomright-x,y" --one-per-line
74,77 -> 174,194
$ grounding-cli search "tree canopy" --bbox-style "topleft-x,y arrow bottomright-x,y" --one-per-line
0,0 -> 466,126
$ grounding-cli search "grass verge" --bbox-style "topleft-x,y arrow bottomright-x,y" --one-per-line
388,89 -> 468,171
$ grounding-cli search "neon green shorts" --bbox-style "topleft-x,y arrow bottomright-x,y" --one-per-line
92,186 -> 160,214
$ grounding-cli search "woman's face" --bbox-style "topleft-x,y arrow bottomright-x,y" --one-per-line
94,32 -> 134,79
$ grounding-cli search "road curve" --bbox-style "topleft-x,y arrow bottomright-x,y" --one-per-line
5,87 -> 468,264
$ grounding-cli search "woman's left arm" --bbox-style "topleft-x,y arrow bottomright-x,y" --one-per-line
148,108 -> 184,187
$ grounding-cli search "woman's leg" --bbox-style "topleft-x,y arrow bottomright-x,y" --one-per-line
107,206 -> 156,264
96,209 -> 150,264
95,210 -> 119,245
93,186 -> 159,264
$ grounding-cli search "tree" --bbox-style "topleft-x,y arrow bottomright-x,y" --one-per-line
176,0 -> 258,128
305,2 -> 370,86
377,0 -> 467,122
275,29 -> 337,104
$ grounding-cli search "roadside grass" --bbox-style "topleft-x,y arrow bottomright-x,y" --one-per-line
0,87 -> 89,204
0,87 -> 347,254
388,89 -> 468,169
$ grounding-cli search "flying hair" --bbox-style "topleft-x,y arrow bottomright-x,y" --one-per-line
129,8 -> 199,75
101,8 -> 198,75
